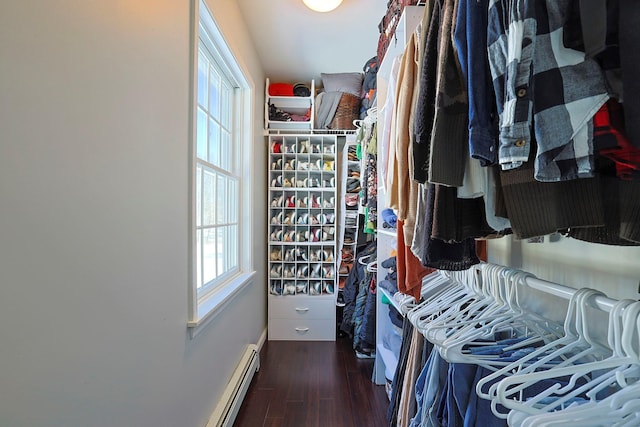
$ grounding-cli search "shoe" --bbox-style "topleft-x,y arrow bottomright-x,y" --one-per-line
298,161 -> 310,170
270,230 -> 283,241
297,265 -> 309,278
270,265 -> 282,278
283,282 -> 296,295
284,159 -> 296,170
309,228 -> 321,242
271,141 -> 282,153
285,142 -> 296,153
270,249 -> 282,261
355,349 -> 375,359
339,262 -> 352,275
271,195 -> 284,207
346,178 -> 360,192
322,249 -> 334,262
283,266 -> 296,278
323,282 -> 334,294
270,281 -> 283,295
296,283 -> 307,294
271,158 -> 283,170
270,212 -> 281,225
336,291 -> 345,306
296,248 -> 308,261
309,281 -> 322,295
284,249 -> 294,262
322,266 -> 334,279
310,263 -> 322,278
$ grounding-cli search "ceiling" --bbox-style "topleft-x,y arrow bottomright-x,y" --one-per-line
236,0 -> 388,87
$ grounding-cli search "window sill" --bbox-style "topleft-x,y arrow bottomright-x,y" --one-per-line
188,271 -> 256,338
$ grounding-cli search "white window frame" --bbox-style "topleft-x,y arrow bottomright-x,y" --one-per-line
187,0 -> 255,337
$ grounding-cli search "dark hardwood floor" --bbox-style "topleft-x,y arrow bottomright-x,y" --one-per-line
233,336 -> 390,427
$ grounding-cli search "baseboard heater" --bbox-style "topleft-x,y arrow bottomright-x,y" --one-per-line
207,344 -> 260,427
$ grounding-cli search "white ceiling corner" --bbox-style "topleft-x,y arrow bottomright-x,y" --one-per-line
236,0 -> 387,86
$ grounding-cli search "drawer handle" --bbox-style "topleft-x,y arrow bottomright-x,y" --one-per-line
295,327 -> 310,333
295,307 -> 310,313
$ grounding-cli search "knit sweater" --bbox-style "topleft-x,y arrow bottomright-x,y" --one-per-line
428,0 -> 469,187
389,31 -> 421,243
417,183 -> 480,270
413,0 -> 440,184
499,140 -> 605,240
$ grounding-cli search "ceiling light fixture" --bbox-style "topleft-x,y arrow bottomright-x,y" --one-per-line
302,0 -> 344,13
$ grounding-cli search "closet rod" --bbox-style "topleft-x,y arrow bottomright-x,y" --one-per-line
523,275 -> 617,313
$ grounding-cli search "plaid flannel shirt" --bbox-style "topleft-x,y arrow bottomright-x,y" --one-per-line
488,0 -> 609,182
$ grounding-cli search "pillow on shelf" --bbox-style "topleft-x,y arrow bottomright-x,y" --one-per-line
321,72 -> 364,97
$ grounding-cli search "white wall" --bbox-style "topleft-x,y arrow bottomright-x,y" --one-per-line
0,1 -> 267,426
488,236 -> 640,316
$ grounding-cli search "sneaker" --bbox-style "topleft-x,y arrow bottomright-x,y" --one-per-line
355,349 -> 375,359
336,291 -> 346,307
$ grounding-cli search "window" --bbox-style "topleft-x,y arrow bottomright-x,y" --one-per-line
196,36 -> 239,293
188,0 -> 254,335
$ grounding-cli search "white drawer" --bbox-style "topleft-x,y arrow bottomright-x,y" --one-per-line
269,296 -> 335,319
268,318 -> 336,341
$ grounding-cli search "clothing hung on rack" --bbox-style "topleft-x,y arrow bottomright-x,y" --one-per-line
388,262 -> 640,426
340,242 -> 378,357
378,0 -> 640,271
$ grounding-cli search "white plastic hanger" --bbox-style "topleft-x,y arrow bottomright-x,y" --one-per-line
476,288 -> 609,404
491,298 -> 639,419
438,267 -> 565,369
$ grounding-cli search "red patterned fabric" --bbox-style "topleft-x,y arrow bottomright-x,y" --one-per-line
595,100 -> 640,180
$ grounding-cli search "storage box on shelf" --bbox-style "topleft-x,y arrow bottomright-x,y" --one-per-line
265,78 -> 315,131
267,134 -> 339,341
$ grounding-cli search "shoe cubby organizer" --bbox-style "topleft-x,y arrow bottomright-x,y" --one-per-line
267,134 -> 340,341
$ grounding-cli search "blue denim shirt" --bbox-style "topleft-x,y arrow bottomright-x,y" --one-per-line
454,0 -> 498,166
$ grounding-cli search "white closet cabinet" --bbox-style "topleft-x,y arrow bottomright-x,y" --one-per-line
373,5 -> 424,385
267,134 -> 339,340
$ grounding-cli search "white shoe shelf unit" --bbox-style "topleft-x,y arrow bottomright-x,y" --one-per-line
267,134 -> 339,340
265,78 -> 315,131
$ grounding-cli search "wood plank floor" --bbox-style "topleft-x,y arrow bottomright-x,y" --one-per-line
234,336 -> 390,427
